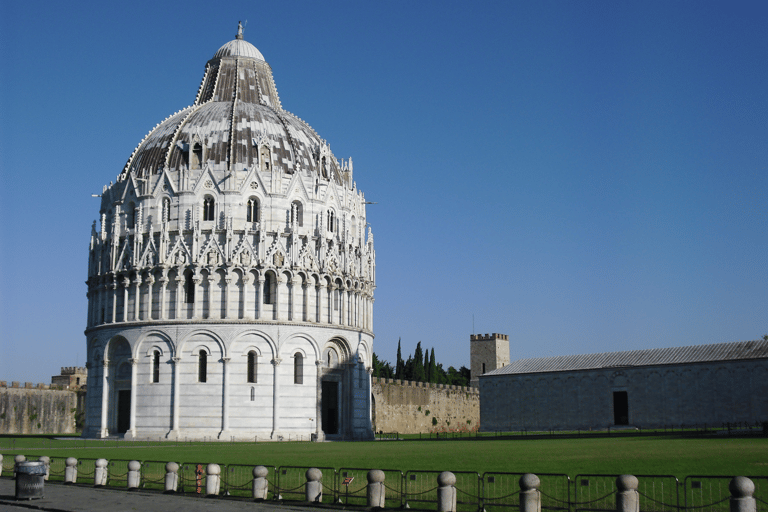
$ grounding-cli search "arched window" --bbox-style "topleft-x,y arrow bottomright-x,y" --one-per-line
294,353 -> 303,384
334,287 -> 340,311
162,198 -> 171,224
291,200 -> 303,227
247,351 -> 257,383
198,350 -> 207,383
327,210 -> 335,232
263,273 -> 274,304
191,142 -> 203,169
203,197 -> 215,221
152,350 -> 160,383
185,270 -> 195,303
247,198 -> 259,223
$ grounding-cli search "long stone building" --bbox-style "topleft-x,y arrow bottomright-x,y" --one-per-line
479,339 -> 768,431
83,24 -> 376,441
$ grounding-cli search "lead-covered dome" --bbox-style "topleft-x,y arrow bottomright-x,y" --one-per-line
121,23 -> 345,186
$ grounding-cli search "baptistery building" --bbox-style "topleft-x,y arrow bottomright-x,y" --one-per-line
83,24 -> 376,441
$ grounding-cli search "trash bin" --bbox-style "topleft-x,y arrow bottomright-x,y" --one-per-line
15,461 -> 46,500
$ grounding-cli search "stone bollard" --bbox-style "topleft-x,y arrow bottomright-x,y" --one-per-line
64,458 -> 78,484
0,454 -> 3,478
367,469 -> 386,509
520,473 -> 542,512
127,461 -> 141,490
38,457 -> 51,481
94,459 -> 108,487
729,476 -> 756,512
164,462 -> 179,493
252,465 -> 269,500
616,475 -> 639,512
206,463 -> 221,496
305,468 -> 323,503
14,455 -> 26,478
437,471 -> 457,512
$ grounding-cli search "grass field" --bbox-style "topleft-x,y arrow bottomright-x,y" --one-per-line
2,435 -> 767,478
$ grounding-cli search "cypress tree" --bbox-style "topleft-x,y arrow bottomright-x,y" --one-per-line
413,341 -> 425,382
395,338 -> 404,379
424,349 -> 431,382
429,348 -> 437,384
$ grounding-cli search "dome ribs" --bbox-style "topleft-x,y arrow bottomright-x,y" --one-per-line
164,105 -> 200,170
227,58 -> 240,172
194,63 -> 213,106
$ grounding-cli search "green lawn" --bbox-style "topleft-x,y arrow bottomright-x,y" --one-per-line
2,435 -> 767,478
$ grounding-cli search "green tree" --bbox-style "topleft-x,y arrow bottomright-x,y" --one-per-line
372,353 -> 394,379
429,348 -> 437,384
424,348 -> 431,382
395,338 -> 404,379
412,341 -> 426,382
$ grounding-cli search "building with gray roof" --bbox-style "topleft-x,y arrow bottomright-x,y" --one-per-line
478,338 -> 768,431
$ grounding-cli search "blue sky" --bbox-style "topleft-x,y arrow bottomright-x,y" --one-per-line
1,1 -> 766,383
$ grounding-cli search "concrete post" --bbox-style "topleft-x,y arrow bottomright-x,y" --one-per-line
520,473 -> 541,512
616,475 -> 639,512
206,463 -> 221,496
38,456 -> 50,481
64,457 -> 78,484
94,459 -> 108,486
13,455 -> 26,478
0,454 -> 3,477
437,471 -> 457,512
164,462 -> 179,493
252,465 -> 269,500
729,476 -> 756,512
367,469 -> 386,509
127,460 -> 141,490
305,467 -> 322,503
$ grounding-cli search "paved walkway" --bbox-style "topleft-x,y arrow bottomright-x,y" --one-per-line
0,479 -> 327,512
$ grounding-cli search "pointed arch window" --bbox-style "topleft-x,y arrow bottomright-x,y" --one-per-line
198,350 -> 207,383
185,270 -> 195,303
294,353 -> 303,384
247,197 -> 259,223
152,350 -> 160,383
247,351 -> 258,383
203,197 -> 215,222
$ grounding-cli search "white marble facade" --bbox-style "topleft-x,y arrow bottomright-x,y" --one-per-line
83,24 -> 376,441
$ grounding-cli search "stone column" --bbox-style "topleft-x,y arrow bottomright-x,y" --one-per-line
292,277 -> 302,321
100,359 -> 110,437
519,474 -> 541,512
616,475 -> 639,512
127,358 -> 138,438
159,274 -> 168,320
315,360 -> 323,439
122,278 -> 130,322
275,275 -> 285,320
242,274 -> 251,319
146,275 -> 155,321
255,276 -> 264,320
171,356 -> 181,435
271,358 -> 282,438
328,284 -> 336,324
221,357 -> 231,437
110,279 -> 117,323
175,275 -> 183,320
193,275 -> 202,319
133,275 -> 142,320
303,281 -> 310,322
223,275 -> 231,319
317,283 -> 327,323
729,477 -> 756,512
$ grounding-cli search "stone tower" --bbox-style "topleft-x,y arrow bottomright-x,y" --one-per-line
469,333 -> 510,388
84,24 -> 376,442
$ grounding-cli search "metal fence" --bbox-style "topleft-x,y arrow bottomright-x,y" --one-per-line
1,453 -> 766,511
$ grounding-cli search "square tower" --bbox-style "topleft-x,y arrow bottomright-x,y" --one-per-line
470,333 -> 510,388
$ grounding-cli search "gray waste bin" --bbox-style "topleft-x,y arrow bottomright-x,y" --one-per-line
15,461 -> 46,500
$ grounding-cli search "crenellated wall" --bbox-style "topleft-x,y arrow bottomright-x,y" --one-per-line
0,382 -> 85,434
371,378 -> 480,434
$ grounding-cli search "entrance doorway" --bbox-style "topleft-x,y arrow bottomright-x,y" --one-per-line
117,389 -> 131,433
321,381 -> 339,435
613,391 -> 628,425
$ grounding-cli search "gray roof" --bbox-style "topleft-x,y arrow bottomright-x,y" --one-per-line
484,340 -> 768,377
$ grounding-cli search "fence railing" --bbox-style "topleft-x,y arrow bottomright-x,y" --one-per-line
1,454 -> 765,512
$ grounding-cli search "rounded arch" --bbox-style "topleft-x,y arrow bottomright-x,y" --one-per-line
177,329 -> 226,359
203,194 -> 216,222
246,195 -> 261,223
281,332 -> 321,361
230,331 -> 277,360
135,331 -> 174,359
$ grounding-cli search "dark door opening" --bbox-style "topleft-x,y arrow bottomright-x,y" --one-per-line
321,381 -> 339,435
613,391 -> 628,425
117,389 -> 131,434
